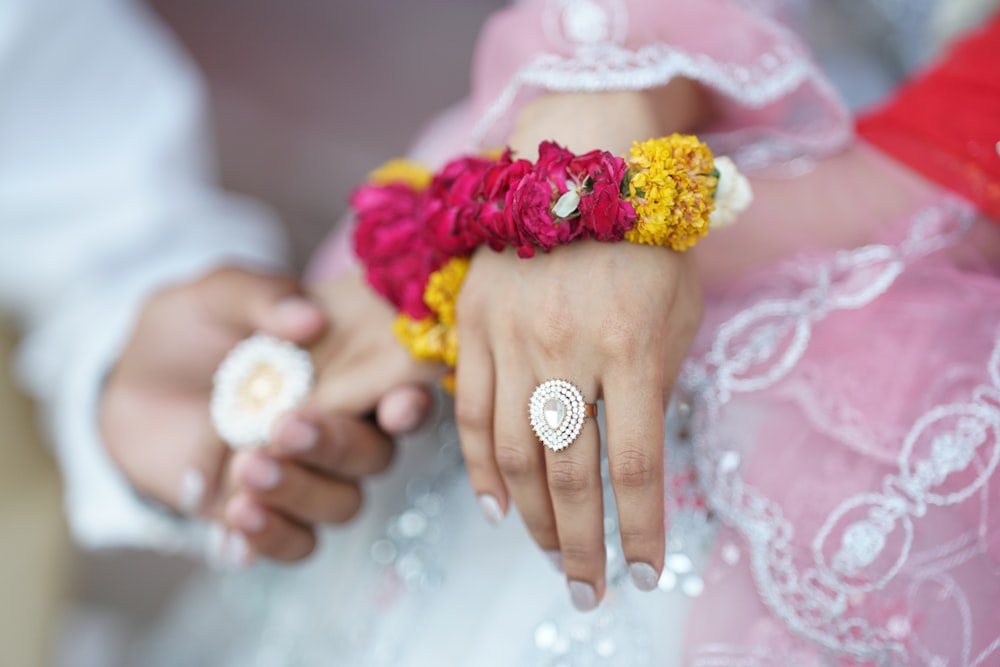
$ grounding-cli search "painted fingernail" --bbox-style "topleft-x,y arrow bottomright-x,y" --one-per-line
272,296 -> 320,330
224,532 -> 255,569
275,415 -> 318,453
178,467 -> 205,515
477,494 -> 505,525
628,562 -> 660,592
568,580 -> 598,612
544,549 -> 564,572
238,455 -> 282,491
231,500 -> 267,533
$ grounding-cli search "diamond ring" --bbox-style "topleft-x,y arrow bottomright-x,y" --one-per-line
529,380 -> 597,452
210,333 -> 314,449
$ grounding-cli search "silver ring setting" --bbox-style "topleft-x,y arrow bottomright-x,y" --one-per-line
529,379 -> 594,452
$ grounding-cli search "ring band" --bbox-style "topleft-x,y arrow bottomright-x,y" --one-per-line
529,379 -> 596,452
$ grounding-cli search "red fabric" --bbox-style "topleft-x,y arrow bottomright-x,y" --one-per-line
856,12 -> 1000,221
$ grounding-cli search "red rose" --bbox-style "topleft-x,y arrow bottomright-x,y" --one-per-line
570,150 -> 634,241
534,141 -> 575,186
505,170 -> 562,256
478,154 -> 534,249
432,154 -> 494,208
579,181 -> 636,241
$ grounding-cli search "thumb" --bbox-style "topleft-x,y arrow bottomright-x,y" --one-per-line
199,267 -> 327,345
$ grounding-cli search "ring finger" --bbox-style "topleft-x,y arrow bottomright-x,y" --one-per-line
536,378 -> 605,611
494,365 -> 559,556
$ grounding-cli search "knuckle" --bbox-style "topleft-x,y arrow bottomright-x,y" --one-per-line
618,522 -> 662,548
495,444 -> 535,481
597,316 -> 642,361
558,540 -> 604,567
455,398 -> 491,434
534,314 -> 574,358
547,458 -> 592,499
610,448 -> 657,489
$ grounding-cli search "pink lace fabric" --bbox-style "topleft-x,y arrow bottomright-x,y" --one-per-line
684,198 -> 1000,665
305,1 -> 1000,664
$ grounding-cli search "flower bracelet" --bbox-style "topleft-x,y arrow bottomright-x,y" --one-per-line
207,135 -> 751,449
352,134 -> 752,385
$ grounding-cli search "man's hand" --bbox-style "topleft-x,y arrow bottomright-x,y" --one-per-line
99,267 -> 430,565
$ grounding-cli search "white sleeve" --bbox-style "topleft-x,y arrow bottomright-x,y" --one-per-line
0,0 -> 288,553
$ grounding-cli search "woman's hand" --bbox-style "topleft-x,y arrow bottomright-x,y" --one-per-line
451,83 -> 708,608
455,240 -> 702,609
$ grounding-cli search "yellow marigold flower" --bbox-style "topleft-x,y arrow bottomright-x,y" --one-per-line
368,159 -> 432,190
393,258 -> 468,370
393,315 -> 447,362
424,257 -> 469,326
624,135 -> 718,251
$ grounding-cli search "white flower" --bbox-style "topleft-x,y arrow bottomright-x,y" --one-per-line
552,180 -> 581,218
709,156 -> 753,229
210,333 -> 314,449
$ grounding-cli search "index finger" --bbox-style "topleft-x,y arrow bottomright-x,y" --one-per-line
269,409 -> 395,478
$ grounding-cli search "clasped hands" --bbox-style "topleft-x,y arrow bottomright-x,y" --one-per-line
100,268 -> 440,566
101,234 -> 701,615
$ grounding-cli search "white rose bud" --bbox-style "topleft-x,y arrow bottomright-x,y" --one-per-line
709,156 -> 753,229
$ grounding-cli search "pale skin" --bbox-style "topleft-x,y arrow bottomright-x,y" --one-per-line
456,82 -> 710,609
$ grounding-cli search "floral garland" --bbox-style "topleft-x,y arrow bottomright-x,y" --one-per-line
352,135 -> 752,378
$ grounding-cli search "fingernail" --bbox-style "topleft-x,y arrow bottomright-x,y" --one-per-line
477,494 -> 505,525
544,549 -> 564,572
568,580 -> 598,612
276,415 -> 318,453
231,500 -> 267,533
628,562 -> 660,592
224,532 -> 255,569
394,405 -> 423,434
238,455 -> 282,491
178,467 -> 205,515
272,296 -> 320,330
